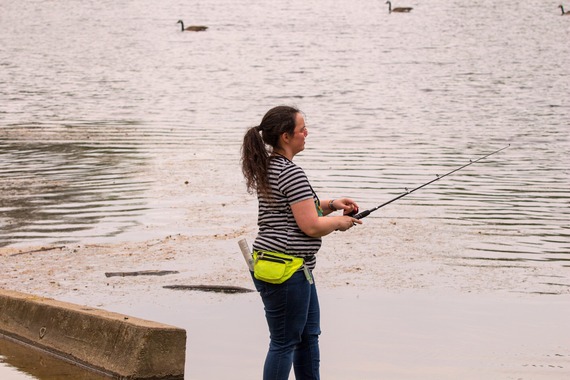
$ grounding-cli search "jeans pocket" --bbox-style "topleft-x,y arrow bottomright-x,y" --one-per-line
259,282 -> 282,299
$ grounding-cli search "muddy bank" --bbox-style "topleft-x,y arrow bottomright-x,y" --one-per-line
1,217 -> 568,302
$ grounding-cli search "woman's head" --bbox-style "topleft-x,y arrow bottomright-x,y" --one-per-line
241,105 -> 303,196
257,105 -> 301,150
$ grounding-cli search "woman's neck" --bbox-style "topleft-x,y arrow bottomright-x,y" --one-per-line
272,148 -> 293,160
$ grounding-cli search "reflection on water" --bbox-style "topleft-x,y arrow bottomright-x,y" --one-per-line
0,122 -> 150,247
0,336 -> 109,380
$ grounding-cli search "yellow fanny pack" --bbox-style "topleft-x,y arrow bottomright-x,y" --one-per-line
253,250 -> 304,284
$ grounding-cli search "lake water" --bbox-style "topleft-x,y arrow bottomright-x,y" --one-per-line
1,0 -> 569,378
1,0 -> 569,258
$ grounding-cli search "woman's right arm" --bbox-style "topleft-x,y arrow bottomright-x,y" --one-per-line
291,199 -> 362,238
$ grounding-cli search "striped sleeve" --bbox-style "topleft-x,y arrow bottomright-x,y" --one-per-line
279,164 -> 314,205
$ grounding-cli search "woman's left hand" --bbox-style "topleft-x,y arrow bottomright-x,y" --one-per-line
332,198 -> 359,215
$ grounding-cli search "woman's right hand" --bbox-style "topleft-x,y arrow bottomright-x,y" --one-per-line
336,216 -> 362,231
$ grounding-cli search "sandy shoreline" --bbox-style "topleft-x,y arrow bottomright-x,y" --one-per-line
2,215 -> 568,300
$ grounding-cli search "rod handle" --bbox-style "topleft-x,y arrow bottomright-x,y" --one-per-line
238,239 -> 254,271
353,209 -> 371,220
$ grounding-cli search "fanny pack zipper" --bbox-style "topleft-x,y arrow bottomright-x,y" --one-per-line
258,256 -> 288,264
258,252 -> 293,262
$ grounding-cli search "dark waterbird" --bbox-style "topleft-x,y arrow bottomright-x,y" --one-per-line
177,19 -> 208,32
559,5 -> 570,15
386,1 -> 413,13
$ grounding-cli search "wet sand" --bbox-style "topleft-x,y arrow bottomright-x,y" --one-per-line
1,227 -> 569,379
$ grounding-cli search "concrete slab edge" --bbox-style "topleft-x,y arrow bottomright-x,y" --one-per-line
0,289 -> 186,380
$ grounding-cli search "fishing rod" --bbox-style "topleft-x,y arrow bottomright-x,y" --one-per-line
350,145 -> 510,220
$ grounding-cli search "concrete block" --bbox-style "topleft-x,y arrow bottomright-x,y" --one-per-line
0,289 -> 186,379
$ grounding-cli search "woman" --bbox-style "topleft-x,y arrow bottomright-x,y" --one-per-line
241,105 -> 362,380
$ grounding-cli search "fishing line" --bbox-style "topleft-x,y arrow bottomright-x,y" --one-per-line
350,144 -> 510,220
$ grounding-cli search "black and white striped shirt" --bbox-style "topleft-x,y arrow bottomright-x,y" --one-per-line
252,155 -> 322,270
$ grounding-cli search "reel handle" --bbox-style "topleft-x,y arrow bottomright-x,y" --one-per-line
351,209 -> 371,220
346,207 -> 371,220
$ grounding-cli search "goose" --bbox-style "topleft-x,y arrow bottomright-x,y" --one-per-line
386,1 -> 413,13
177,20 -> 208,32
559,5 -> 570,15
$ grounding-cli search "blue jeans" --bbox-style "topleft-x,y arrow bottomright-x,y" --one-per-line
252,270 -> 321,380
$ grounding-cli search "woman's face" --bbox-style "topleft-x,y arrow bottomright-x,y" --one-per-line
289,112 -> 308,156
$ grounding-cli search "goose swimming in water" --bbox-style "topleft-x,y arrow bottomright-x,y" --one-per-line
559,5 -> 570,15
177,20 -> 208,32
386,1 -> 413,13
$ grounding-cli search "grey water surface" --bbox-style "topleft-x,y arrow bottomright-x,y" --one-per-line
1,0 -> 567,258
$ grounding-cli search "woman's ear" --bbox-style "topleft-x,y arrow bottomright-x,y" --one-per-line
280,132 -> 291,145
